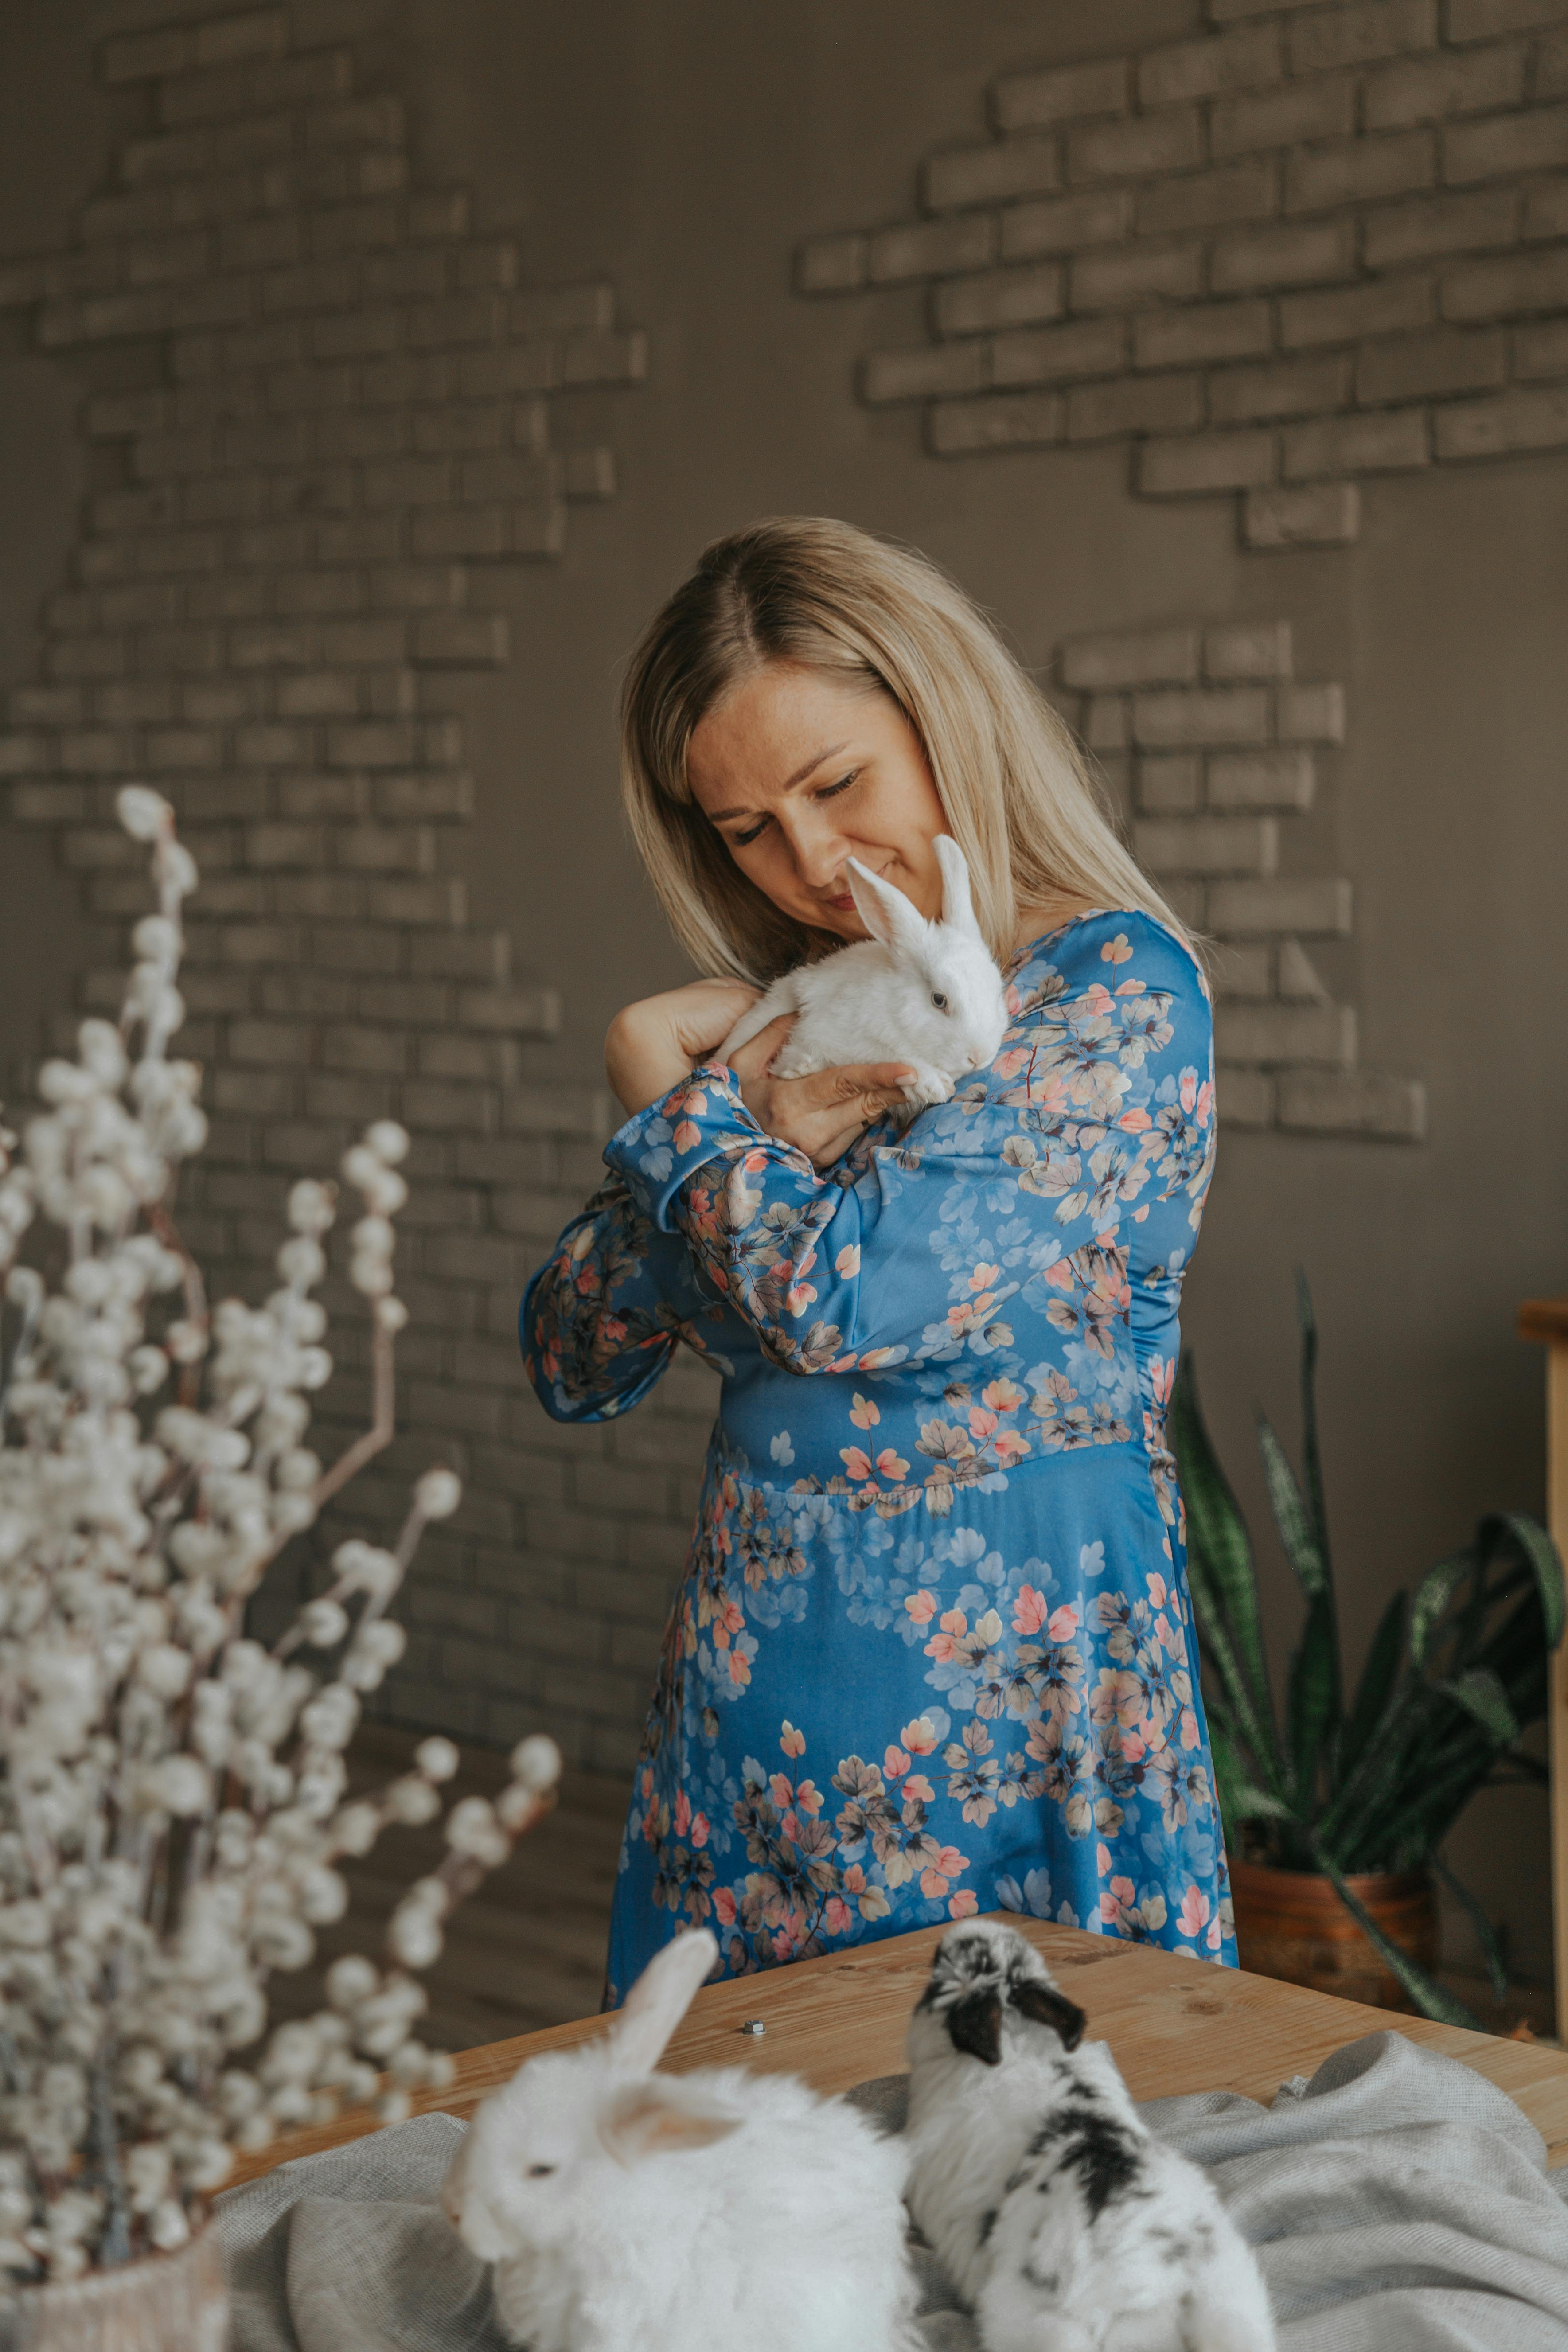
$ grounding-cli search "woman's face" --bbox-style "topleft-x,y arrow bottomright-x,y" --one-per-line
686,663 -> 949,943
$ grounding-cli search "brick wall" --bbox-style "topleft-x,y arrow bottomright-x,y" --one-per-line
0,1 -> 715,1775
1061,615 -> 1424,1140
798,0 -> 1568,548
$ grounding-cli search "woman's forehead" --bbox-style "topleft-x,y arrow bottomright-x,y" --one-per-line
687,666 -> 903,812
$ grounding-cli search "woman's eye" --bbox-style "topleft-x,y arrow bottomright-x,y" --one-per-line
527,2164 -> 556,2178
816,772 -> 856,801
931,992 -> 948,1011
733,819 -> 768,847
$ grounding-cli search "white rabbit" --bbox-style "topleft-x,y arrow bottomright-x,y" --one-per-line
718,833 -> 1010,1110
441,1925 -> 920,2352
904,1920 -> 1275,2352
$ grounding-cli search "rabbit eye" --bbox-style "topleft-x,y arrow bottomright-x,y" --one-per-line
527,2164 -> 557,2178
930,992 -> 948,1011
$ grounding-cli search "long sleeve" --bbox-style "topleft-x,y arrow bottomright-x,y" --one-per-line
521,1174 -> 721,1423
600,912 -> 1216,1389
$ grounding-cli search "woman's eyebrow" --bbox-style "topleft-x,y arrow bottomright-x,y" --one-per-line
705,741 -> 851,824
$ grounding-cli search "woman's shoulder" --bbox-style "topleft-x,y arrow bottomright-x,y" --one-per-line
1011,905 -> 1209,1003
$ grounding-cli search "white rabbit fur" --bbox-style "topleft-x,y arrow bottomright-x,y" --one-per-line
441,1925 -> 919,2352
904,1920 -> 1275,2352
718,834 -> 1010,1110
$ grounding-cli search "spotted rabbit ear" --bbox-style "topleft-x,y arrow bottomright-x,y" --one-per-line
1010,1978 -> 1087,2052
611,1927 -> 719,2075
945,1988 -> 1004,2066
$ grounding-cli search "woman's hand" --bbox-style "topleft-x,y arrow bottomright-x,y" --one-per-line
605,979 -> 761,1117
727,1018 -> 914,1170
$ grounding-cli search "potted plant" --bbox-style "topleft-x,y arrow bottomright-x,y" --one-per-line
0,790 -> 562,2344
1172,1278 -> 1564,2028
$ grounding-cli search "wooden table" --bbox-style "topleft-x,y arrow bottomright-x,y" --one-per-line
231,1916 -> 1568,2190
1521,1295 -> 1568,2040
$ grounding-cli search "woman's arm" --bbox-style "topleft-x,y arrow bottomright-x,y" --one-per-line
521,1176 -> 706,1422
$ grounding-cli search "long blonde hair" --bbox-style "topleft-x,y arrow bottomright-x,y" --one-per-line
620,515 -> 1189,983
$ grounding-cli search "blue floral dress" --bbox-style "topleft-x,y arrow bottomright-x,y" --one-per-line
522,911 -> 1236,2003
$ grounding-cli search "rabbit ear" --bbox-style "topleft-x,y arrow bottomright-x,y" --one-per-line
945,1988 -> 1003,2066
1010,1978 -> 1087,2052
601,2077 -> 743,2165
610,1927 -> 719,2076
932,835 -> 979,936
846,858 -> 928,959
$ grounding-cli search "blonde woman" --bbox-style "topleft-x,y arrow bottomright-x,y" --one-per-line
522,518 -> 1231,2001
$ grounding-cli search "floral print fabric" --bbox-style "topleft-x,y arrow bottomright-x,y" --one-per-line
521,911 -> 1235,2001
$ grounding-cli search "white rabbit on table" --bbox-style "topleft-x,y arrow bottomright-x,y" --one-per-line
719,833 -> 1010,1111
441,1925 -> 920,2352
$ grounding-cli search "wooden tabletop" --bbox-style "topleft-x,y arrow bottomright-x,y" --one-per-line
1520,1297 -> 1568,1345
230,1917 -> 1568,2189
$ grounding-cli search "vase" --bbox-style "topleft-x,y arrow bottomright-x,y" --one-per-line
1,2223 -> 226,2352
1229,1859 -> 1438,2013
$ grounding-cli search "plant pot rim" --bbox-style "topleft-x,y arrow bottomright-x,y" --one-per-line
1229,1858 -> 1431,1900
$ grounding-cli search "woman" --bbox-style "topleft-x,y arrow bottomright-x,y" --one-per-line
522,518 -> 1232,2003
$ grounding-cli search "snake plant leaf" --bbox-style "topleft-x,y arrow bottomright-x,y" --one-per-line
1225,1782 -> 1296,1825
1295,1270 -> 1331,1575
1287,1586 -> 1339,1818
1311,1844 -> 1481,2028
1409,1547 -> 1478,1669
1434,1666 -> 1520,1749
1339,1590 -> 1408,1785
1256,1413 -> 1330,1602
1172,1356 -> 1278,1757
1476,1511 -> 1566,1652
1432,1857 -> 1509,2002
1183,1541 -> 1284,1795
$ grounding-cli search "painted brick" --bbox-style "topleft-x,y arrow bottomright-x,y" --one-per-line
1211,75 -> 1358,158
1515,317 -> 1568,376
1357,324 -> 1508,398
1067,110 -> 1203,183
1135,157 -> 1279,235
1083,696 -> 1130,751
1447,0 -> 1568,34
101,27 -> 194,81
933,262 -> 1063,336
927,393 -> 1063,454
1287,129 -> 1436,212
860,341 -> 991,404
1279,273 -> 1437,346
1000,188 -> 1133,261
1132,687 -> 1273,746
1218,1001 -> 1357,1066
1133,299 -> 1273,368
1135,755 -> 1203,812
1277,1070 -> 1427,1139
867,215 -> 995,283
562,328 -> 648,385
1139,429 -> 1278,492
1206,620 -> 1293,679
1209,354 -> 1350,421
1209,877 -> 1354,934
1142,24 -> 1285,107
1211,218 -> 1356,292
1364,189 -> 1519,273
1278,683 -> 1348,742
923,139 -> 1060,214
1241,482 -> 1363,546
1066,371 -> 1205,440
991,58 -> 1129,133
1363,42 -> 1526,126
1288,0 -> 1440,72
1071,240 -> 1204,311
1524,178 -> 1568,237
1434,382 -> 1568,455
1442,243 -> 1568,316
1215,1066 -> 1275,1129
308,95 -> 405,151
1208,749 -> 1316,807
991,318 -> 1127,386
796,234 -> 867,295
1538,29 -> 1568,97
1444,101 -> 1568,182
1134,814 -> 1279,874
1283,408 -> 1430,475
1060,628 -> 1200,690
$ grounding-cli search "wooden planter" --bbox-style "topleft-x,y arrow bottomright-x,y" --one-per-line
1229,1859 -> 1438,2013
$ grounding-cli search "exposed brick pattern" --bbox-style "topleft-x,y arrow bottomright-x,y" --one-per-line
1058,616 -> 1425,1139
0,4 -> 706,1775
796,4 -> 1568,543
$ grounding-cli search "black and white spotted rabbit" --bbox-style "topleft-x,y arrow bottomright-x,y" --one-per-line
905,1919 -> 1275,2352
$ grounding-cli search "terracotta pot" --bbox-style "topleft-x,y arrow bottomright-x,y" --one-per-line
8,2219 -> 226,2352
1229,1858 -> 1438,2013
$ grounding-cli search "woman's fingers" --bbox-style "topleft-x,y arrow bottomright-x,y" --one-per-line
670,979 -> 763,1061
726,1014 -> 796,1083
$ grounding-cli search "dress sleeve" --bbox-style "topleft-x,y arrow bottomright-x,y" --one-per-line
520,1174 -> 710,1423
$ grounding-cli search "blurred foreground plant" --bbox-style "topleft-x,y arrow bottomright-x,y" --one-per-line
1173,1277 -> 1564,2025
0,787 -> 559,2285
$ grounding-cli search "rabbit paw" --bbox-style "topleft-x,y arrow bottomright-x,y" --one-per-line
901,1065 -> 955,1108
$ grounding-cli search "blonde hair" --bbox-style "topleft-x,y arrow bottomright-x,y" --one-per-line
620,515 -> 1190,984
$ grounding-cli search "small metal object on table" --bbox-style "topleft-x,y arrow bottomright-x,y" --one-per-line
227,1917 -> 1568,2190
740,2018 -> 765,2036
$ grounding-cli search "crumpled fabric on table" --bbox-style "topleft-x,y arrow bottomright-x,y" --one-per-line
215,2029 -> 1568,2351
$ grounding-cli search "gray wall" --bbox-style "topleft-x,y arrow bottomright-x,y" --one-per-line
2,0 -> 1565,1981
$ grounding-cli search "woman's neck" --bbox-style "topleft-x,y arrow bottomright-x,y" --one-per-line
1009,895 -> 1100,956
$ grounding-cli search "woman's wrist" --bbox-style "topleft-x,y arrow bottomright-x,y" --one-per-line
605,1005 -> 688,1120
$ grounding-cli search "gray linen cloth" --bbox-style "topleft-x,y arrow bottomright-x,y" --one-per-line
215,2028 -> 1568,2350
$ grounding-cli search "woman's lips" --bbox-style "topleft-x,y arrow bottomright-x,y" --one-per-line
827,893 -> 855,911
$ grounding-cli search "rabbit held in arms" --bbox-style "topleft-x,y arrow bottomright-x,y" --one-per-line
441,1927 -> 919,2352
719,834 -> 1010,1109
905,1921 -> 1275,2352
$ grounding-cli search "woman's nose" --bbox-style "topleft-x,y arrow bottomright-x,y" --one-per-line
779,808 -> 850,890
